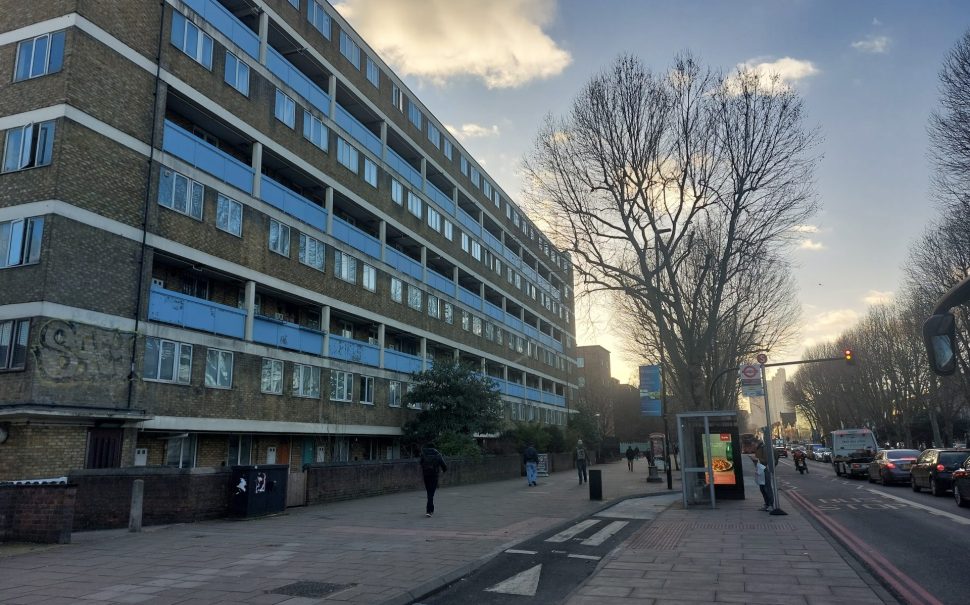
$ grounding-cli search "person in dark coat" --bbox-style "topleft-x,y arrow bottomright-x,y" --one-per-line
419,443 -> 447,517
523,443 -> 539,486
626,446 -> 635,471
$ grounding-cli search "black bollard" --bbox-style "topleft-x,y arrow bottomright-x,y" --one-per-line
588,469 -> 602,500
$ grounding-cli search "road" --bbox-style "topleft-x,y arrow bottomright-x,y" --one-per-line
778,456 -> 970,605
413,493 -> 681,605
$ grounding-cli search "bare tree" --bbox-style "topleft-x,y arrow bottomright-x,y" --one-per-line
929,29 -> 970,210
524,54 -> 819,410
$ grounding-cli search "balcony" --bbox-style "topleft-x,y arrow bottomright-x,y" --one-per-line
506,382 -> 525,398
328,334 -> 379,367
266,47 -> 330,116
424,182 -> 455,215
385,147 -> 422,189
148,285 -> 245,338
335,104 -> 382,157
484,301 -> 504,322
332,216 -> 381,259
503,245 -> 521,268
253,316 -> 324,355
523,324 -> 540,340
385,248 -> 422,280
521,264 -> 538,282
260,176 -> 327,233
458,286 -> 482,310
526,387 -> 542,403
426,269 -> 456,297
183,0 -> 258,59
163,121 -> 253,194
457,207 -> 481,237
482,230 -> 503,254
384,349 -> 422,374
505,313 -> 523,332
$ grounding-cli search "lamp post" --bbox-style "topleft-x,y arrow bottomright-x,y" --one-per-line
654,228 -> 673,490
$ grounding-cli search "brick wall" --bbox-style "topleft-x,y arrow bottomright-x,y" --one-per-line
0,423 -> 87,481
0,484 -> 76,544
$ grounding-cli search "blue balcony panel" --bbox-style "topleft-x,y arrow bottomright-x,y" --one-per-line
523,324 -> 540,340
458,287 -> 482,310
259,176 -> 328,233
163,121 -> 253,194
328,335 -> 380,367
253,316 -> 324,355
183,0 -> 259,59
507,382 -> 525,398
384,349 -> 423,374
482,230 -> 503,254
424,182 -> 455,215
484,301 -> 504,322
266,47 -> 330,116
505,313 -> 523,332
457,207 -> 481,237
335,105 -> 382,157
521,265 -> 538,282
488,377 -> 507,394
385,248 -> 423,280
332,216 -> 381,259
385,147 -> 423,189
148,285 -> 245,338
526,387 -> 543,403
426,269 -> 456,297
503,246 -> 521,268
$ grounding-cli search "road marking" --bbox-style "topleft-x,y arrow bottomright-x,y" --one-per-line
580,520 -> 628,546
867,489 -> 970,525
504,549 -> 537,555
485,564 -> 542,596
568,554 -> 601,560
545,519 -> 599,543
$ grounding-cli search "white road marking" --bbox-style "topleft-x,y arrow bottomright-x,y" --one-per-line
867,489 -> 970,526
485,564 -> 542,596
580,520 -> 628,546
545,519 -> 599,543
568,554 -> 601,560
504,549 -> 537,555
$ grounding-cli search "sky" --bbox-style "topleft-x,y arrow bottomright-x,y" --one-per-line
334,0 -> 970,384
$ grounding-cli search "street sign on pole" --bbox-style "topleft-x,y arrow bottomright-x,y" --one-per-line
757,353 -> 768,364
739,364 -> 764,397
639,364 -> 663,416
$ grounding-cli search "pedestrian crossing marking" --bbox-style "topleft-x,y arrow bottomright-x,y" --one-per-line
504,549 -> 537,555
484,564 -> 542,596
581,520 -> 628,546
568,554 -> 601,560
545,519 -> 599,543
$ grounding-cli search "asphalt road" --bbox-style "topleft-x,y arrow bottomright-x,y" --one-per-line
778,456 -> 970,605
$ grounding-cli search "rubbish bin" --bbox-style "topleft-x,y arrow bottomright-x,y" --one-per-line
588,469 -> 602,500
229,464 -> 289,517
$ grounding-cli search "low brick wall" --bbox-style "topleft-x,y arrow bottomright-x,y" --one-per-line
305,454 -> 522,504
0,484 -> 76,544
67,467 -> 230,531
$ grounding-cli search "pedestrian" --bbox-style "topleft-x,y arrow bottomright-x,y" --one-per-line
575,439 -> 588,484
634,446 -> 641,460
419,442 -> 447,517
646,448 -> 655,467
625,445 -> 635,471
523,443 -> 539,486
672,443 -> 679,470
753,456 -> 773,511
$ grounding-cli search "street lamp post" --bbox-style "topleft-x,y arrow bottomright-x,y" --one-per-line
655,228 -> 673,490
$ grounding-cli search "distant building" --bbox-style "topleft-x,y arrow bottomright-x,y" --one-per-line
575,345 -> 614,435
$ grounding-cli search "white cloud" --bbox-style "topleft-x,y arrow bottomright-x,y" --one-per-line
792,224 -> 819,233
446,122 -> 500,140
798,239 -> 825,251
863,289 -> 893,305
872,18 -> 883,26
333,0 -> 572,88
851,35 -> 891,54
737,57 -> 820,85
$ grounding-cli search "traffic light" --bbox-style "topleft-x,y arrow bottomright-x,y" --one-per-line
844,349 -> 855,365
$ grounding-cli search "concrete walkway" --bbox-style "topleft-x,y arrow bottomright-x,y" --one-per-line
0,460 -> 895,605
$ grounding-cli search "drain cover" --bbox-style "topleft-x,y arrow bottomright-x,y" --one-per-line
269,581 -> 354,598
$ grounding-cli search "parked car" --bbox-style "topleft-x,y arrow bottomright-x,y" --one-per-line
911,449 -> 970,496
868,449 -> 920,485
952,457 -> 970,507
814,447 -> 832,462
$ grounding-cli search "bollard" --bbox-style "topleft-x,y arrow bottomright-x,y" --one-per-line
588,469 -> 603,500
646,464 -> 662,483
129,479 -> 144,532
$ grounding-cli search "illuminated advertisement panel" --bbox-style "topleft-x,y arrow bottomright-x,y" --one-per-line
703,433 -> 736,485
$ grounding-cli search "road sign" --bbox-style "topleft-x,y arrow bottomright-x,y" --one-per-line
740,364 -> 761,380
739,364 -> 764,397
757,353 -> 768,364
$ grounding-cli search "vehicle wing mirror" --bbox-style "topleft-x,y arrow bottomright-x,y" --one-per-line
923,313 -> 958,376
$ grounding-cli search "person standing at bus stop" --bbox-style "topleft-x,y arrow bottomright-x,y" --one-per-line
575,439 -> 588,484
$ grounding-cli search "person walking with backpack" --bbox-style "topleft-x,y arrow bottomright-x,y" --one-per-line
575,439 -> 588,484
419,443 -> 447,517
625,445 -> 636,471
523,443 -> 539,486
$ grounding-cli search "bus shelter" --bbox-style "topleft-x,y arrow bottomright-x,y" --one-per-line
676,411 -> 745,508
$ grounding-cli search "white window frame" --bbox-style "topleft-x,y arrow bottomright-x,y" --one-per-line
330,370 -> 353,402
391,179 -> 403,205
299,232 -> 325,271
275,89 -> 296,128
443,303 -> 453,324
461,232 -> 470,253
388,380 -> 402,407
269,219 -> 291,257
443,220 -> 453,241
471,240 -> 482,261
261,358 -> 284,394
407,285 -> 422,310
0,217 -> 44,269
204,349 -> 233,389
224,51 -> 250,96
143,337 -> 192,384
427,294 -> 440,318
443,138 -> 453,160
392,84 -> 404,112
158,168 -> 203,220
0,318 -> 29,370
3,121 -> 56,173
427,207 -> 441,232
14,31 -> 65,81
406,191 -> 421,218
302,110 -> 328,151
362,264 -> 377,291
364,158 -> 378,187
308,0 -> 331,39
336,137 -> 358,172
339,31 -> 361,69
293,363 -> 321,398
334,249 -> 357,283
366,56 -> 380,87
215,194 -> 242,237
390,277 -> 403,303
360,375 -> 374,404
408,103 -> 422,129
428,123 -> 440,149
171,12 -> 213,69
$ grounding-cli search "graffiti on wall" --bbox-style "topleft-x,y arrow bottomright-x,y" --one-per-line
34,320 -> 132,383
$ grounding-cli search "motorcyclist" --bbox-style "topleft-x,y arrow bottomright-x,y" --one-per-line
793,448 -> 808,473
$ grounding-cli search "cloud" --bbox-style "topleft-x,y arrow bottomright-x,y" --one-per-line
862,289 -> 893,305
737,57 -> 820,85
332,0 -> 572,88
851,35 -> 891,54
872,18 -> 882,26
799,308 -> 861,349
792,224 -> 819,233
446,122 -> 500,140
798,239 -> 825,251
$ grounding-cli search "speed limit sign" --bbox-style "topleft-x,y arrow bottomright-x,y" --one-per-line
756,353 -> 768,364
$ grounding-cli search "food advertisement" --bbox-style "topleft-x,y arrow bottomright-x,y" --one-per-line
704,433 -> 736,485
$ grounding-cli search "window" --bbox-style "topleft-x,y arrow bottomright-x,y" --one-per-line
472,316 -> 482,336
493,191 -> 501,207
308,0 -> 331,39
483,181 -> 492,199
408,102 -> 422,129
485,322 -> 494,340
224,51 -> 249,95
407,285 -> 422,310
334,249 -> 357,283
293,364 -> 321,398
171,12 -> 213,69
389,380 -> 402,407
461,310 -> 470,331
428,123 -> 440,149
470,166 -> 480,187
444,138 -> 453,160
406,191 -> 421,218
392,84 -> 404,112
366,57 -> 380,87
427,294 -> 439,318
0,319 -> 29,370
288,0 -> 300,8
14,31 -> 65,81
336,137 -> 358,172
269,219 -> 290,256
364,158 -> 377,187
460,156 -> 468,176
144,338 -> 192,384
390,277 -> 403,302
443,302 -> 453,324
299,233 -> 325,270
576,356 -> 585,368
443,220 -> 453,241
359,376 -> 374,404
330,370 -> 353,401
461,232 -> 470,253
303,111 -> 328,151
427,207 -> 441,232
3,121 -> 55,173
158,168 -> 203,220
339,31 -> 360,69
275,89 -> 296,128
205,349 -> 233,389
362,264 -> 377,291
496,328 -> 503,346
471,240 -> 482,261
261,358 -> 283,394
0,217 -> 44,268
391,179 -> 403,205
216,195 -> 242,236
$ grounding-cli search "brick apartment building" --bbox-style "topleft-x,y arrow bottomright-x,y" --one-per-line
0,0 -> 576,480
